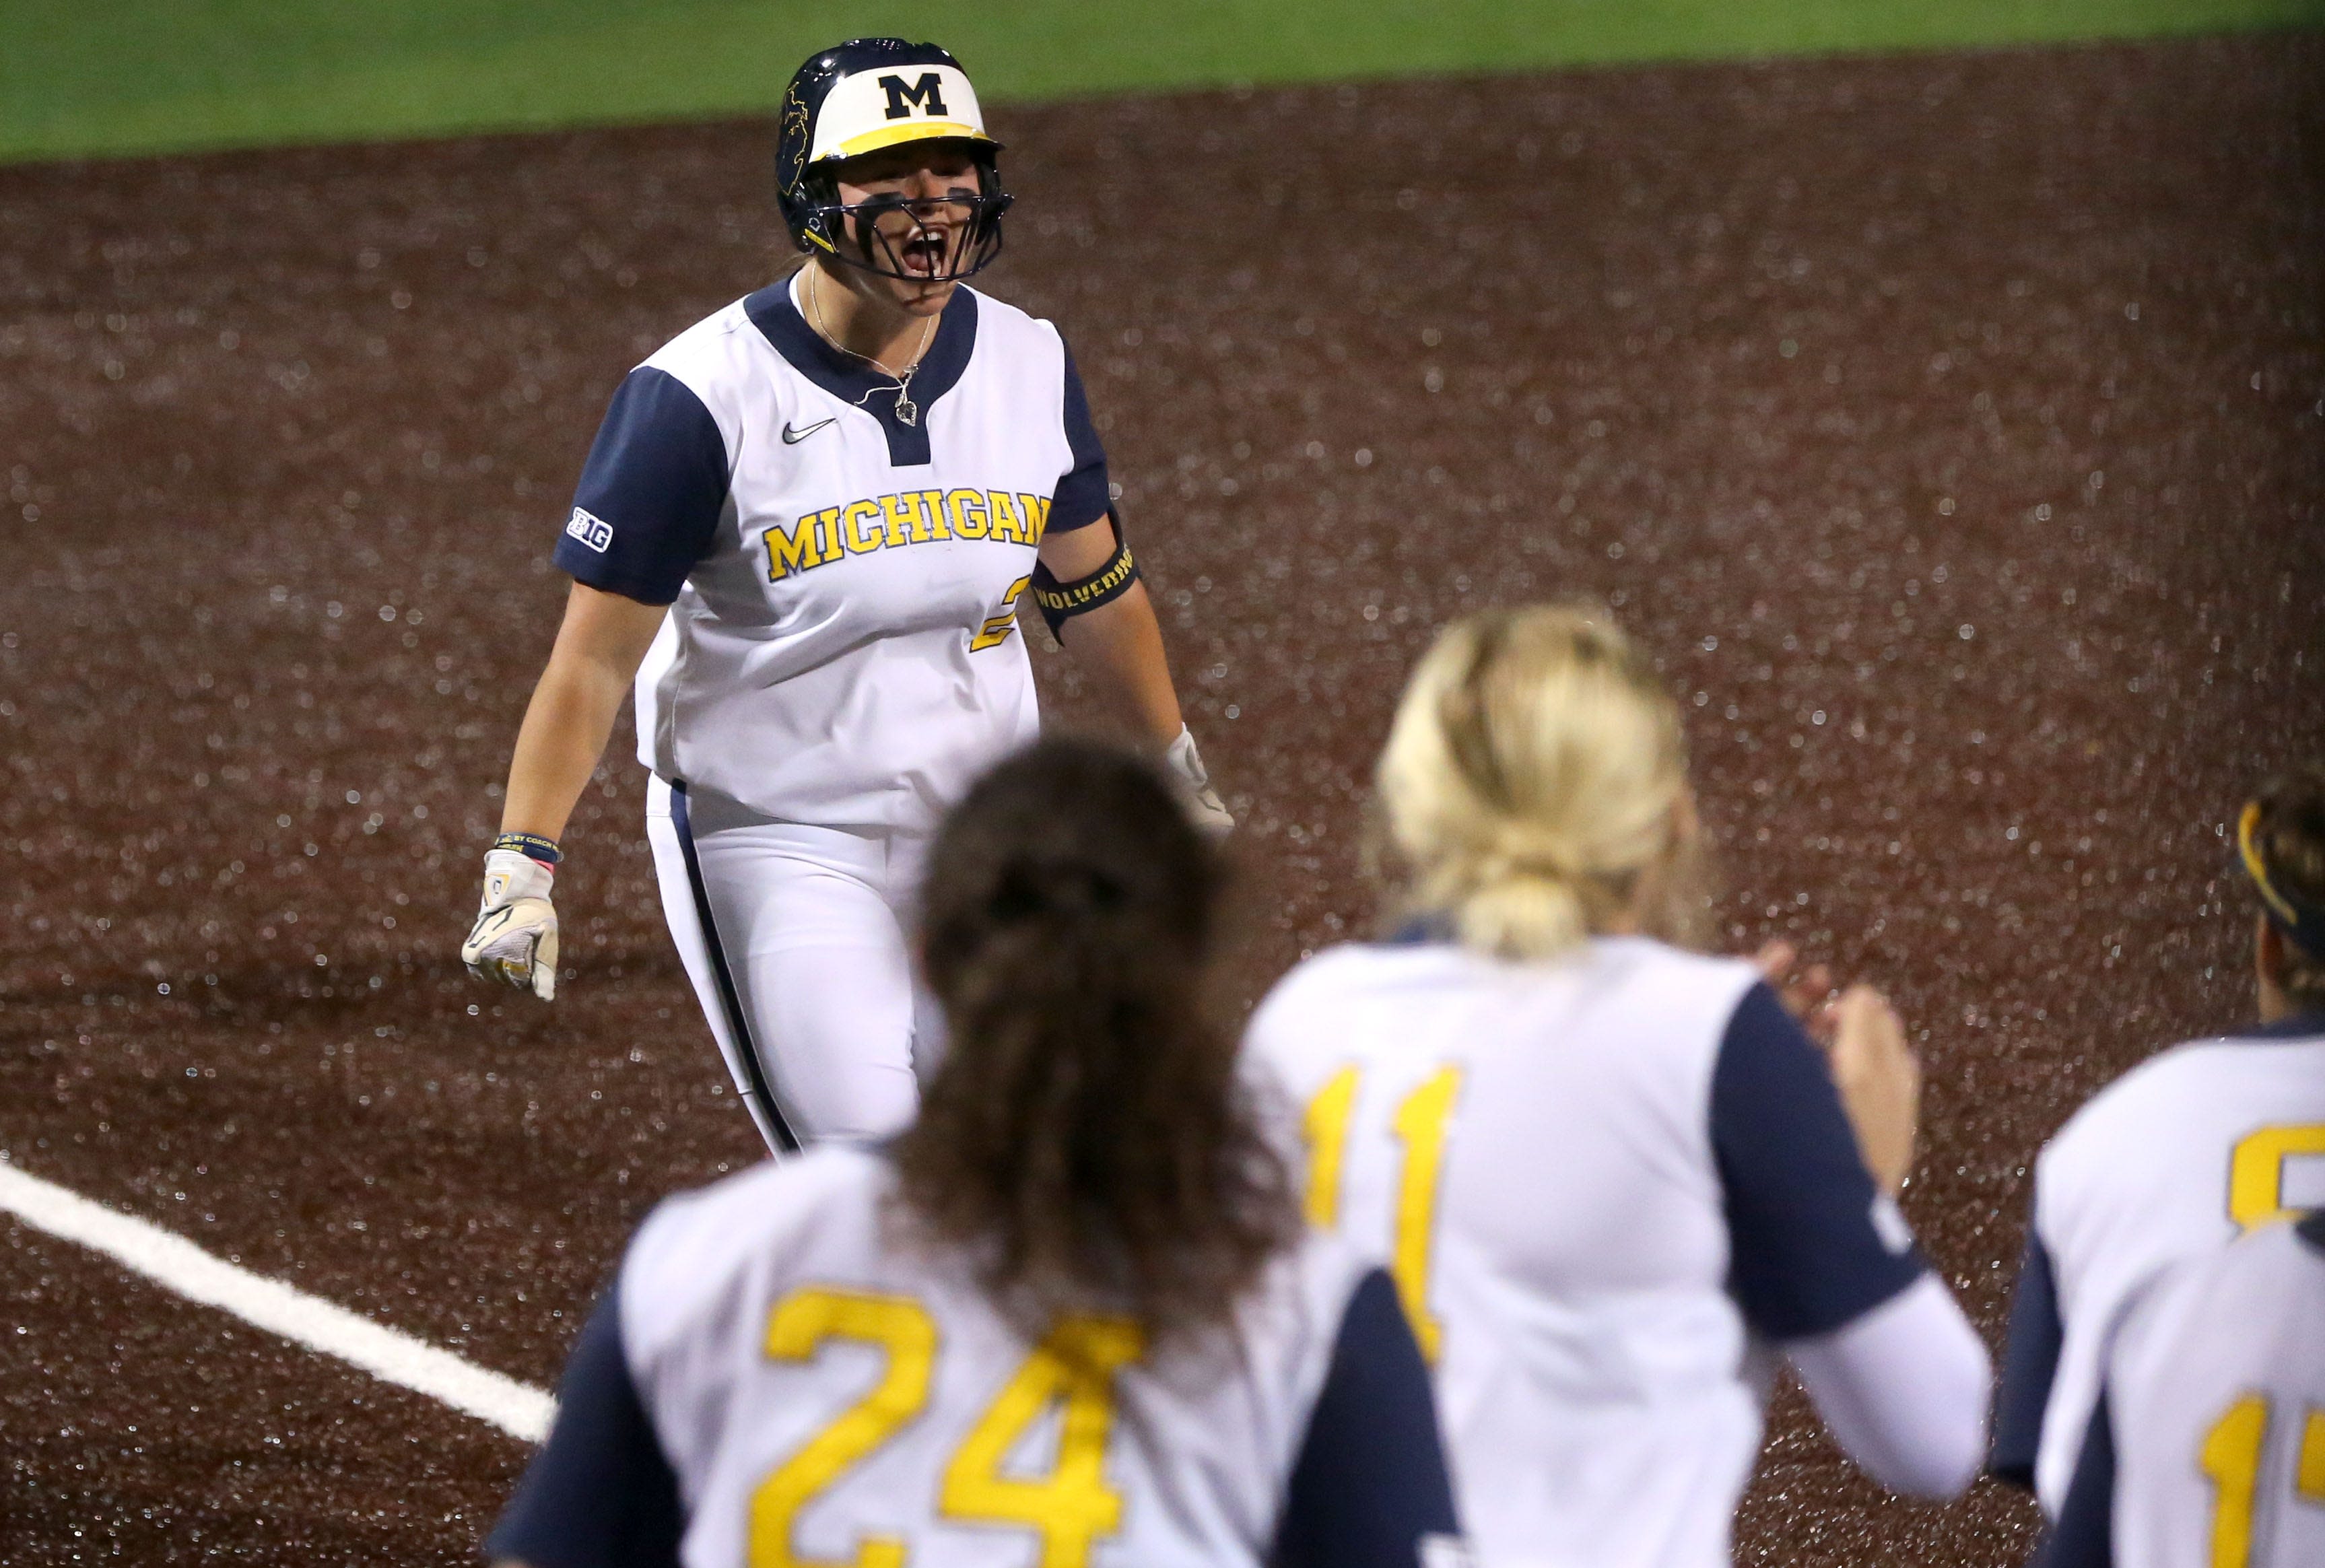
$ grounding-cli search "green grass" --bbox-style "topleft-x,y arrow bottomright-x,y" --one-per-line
4,0 -> 2320,164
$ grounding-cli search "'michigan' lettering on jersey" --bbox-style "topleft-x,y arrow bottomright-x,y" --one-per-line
764,489 -> 1052,582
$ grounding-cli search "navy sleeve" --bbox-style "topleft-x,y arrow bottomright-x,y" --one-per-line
1048,344 -> 1112,533
1273,1268 -> 1462,1568
1991,1227 -> 2063,1488
553,366 -> 732,605
1711,983 -> 1926,1340
484,1281 -> 683,1568
2032,1392 -> 2114,1568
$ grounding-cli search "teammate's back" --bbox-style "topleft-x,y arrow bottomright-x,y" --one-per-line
1246,606 -> 1991,1568
1996,770 -> 2325,1513
2037,1212 -> 2325,1568
578,1145 -> 1415,1567
1252,936 -> 1783,1566
486,739 -> 1461,1568
1999,1023 -> 2325,1508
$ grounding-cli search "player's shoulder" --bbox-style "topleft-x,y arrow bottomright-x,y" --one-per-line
1246,939 -> 1456,1036
957,283 -> 1053,339
621,289 -> 793,410
1592,934 -> 1763,1000
2112,1211 -> 2325,1381
1246,934 -> 1757,1060
619,1147 -> 887,1336
2044,1022 -> 2325,1171
956,284 -> 1073,364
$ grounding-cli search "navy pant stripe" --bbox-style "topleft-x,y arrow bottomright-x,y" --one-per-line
669,780 -> 799,1154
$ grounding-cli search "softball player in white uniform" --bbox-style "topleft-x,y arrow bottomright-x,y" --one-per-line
461,39 -> 1227,1152
2035,1211 -> 2325,1568
484,742 -> 1464,1568
1242,607 -> 1992,1568
1992,771 -> 2325,1517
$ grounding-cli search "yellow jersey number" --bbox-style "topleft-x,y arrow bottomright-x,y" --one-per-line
2198,1394 -> 2325,1568
970,575 -> 1032,651
1300,1064 -> 1462,1362
751,1286 -> 1144,1568
2227,1124 -> 2325,1231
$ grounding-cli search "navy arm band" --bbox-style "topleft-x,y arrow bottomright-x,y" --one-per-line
1028,510 -> 1139,641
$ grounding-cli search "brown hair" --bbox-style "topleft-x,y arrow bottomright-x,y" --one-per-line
894,739 -> 1298,1341
2247,763 -> 2325,1009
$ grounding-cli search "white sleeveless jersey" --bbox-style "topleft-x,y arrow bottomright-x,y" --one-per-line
492,1146 -> 1462,1568
1992,1017 -> 2325,1513
1242,936 -> 1926,1568
2044,1215 -> 2325,1568
551,274 -> 1112,833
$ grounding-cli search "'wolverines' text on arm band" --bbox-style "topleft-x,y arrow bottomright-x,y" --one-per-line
1029,512 -> 1139,641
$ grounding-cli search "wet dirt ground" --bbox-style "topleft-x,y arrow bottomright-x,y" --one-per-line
2,30 -> 2321,1565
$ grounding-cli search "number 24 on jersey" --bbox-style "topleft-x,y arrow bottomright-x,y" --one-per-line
751,1287 -> 1143,1568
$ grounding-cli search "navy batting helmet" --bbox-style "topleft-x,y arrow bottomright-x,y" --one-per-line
776,39 -> 1012,281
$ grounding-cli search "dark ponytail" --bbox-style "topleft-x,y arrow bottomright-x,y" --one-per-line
894,739 -> 1298,1342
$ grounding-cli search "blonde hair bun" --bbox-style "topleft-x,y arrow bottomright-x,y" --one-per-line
1378,605 -> 1689,960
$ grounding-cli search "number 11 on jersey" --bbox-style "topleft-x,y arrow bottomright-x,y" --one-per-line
1301,1064 -> 1462,1362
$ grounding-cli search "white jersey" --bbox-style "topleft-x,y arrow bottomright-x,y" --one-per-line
1243,936 -> 1928,1568
552,273 -> 1112,834
487,1147 -> 1464,1568
1992,1016 -> 2325,1513
2041,1213 -> 2325,1568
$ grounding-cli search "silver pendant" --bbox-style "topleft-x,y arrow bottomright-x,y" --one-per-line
894,391 -> 918,427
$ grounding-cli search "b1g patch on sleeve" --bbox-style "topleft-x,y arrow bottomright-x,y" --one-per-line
565,507 -> 614,553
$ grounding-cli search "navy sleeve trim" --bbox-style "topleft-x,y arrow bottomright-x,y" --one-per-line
1712,983 -> 1926,1340
1273,1268 -> 1461,1568
1991,1227 -> 2063,1489
1048,343 -> 1112,534
554,366 -> 732,606
2032,1391 -> 2114,1568
483,1281 -> 684,1568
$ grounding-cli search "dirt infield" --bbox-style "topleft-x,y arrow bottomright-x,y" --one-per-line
3,30 -> 2321,1565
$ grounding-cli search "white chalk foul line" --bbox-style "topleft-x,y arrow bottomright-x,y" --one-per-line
0,1155 -> 554,1443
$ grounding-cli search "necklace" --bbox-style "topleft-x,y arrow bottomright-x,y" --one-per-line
805,267 -> 938,427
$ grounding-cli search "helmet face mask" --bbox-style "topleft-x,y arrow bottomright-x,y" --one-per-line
776,39 -> 1012,284
794,156 -> 1012,284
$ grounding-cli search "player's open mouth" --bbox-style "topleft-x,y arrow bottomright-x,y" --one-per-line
899,230 -> 951,277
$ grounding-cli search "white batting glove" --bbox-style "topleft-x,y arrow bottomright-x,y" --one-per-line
1165,726 -> 1235,840
462,846 -> 560,1000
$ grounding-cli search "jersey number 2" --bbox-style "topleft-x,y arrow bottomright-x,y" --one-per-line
2200,1395 -> 2325,1568
1302,1064 -> 1462,1361
970,576 -> 1032,651
751,1286 -> 1144,1568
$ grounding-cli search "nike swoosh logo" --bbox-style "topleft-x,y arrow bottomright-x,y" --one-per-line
782,417 -> 836,444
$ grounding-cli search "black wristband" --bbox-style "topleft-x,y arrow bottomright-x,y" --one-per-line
493,831 -> 563,866
1028,510 -> 1139,641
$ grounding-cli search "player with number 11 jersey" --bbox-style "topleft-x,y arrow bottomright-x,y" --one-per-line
1245,607 -> 1992,1568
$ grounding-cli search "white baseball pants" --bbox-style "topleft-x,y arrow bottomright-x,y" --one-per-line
644,774 -> 945,1154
